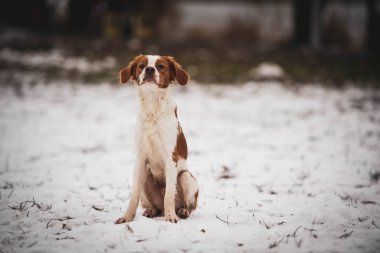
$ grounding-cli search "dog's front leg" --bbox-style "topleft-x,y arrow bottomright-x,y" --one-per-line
115,154 -> 147,224
164,160 -> 179,223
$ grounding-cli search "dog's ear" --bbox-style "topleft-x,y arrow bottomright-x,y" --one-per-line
119,55 -> 142,84
165,56 -> 190,85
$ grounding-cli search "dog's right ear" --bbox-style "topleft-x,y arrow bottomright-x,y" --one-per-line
119,55 -> 142,84
119,65 -> 133,84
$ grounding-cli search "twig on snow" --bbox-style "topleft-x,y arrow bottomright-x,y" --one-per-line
268,241 -> 279,249
273,225 -> 303,248
339,230 -> 353,239
218,165 -> 235,180
372,220 -> 379,229
9,198 -> 45,212
56,236 -> 74,240
31,197 -> 41,209
362,200 -> 377,205
8,189 -> 13,199
8,205 -> 19,211
46,220 -> 53,229
91,205 -> 104,211
126,224 -> 134,234
215,214 -> 229,226
290,226 -> 302,237
259,219 -> 271,229
46,216 -> 74,229
18,225 -> 25,234
62,223 -> 71,231
303,216 -> 317,238
19,201 -> 28,212
27,241 -> 37,248
303,226 -> 317,233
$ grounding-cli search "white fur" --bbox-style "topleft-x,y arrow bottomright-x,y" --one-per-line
147,55 -> 160,67
136,85 -> 178,179
138,55 -> 160,85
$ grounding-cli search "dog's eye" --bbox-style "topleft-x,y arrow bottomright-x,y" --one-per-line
157,64 -> 165,70
139,64 -> 145,69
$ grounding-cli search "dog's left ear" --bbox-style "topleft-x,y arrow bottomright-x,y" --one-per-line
165,56 -> 190,85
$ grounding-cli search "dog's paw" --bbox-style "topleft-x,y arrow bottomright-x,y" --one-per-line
165,210 -> 179,223
115,217 -> 127,224
115,213 -> 135,224
142,208 -> 159,218
177,208 -> 190,219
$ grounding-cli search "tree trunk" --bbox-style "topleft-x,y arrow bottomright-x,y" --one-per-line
366,0 -> 380,54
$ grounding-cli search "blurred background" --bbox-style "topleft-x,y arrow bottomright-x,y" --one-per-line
2,2 -> 380,251
0,0 -> 379,87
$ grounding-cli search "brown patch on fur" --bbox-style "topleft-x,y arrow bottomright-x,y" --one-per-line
155,57 -> 171,88
119,55 -> 147,84
172,124 -> 188,165
175,170 -> 197,214
141,171 -> 165,212
162,56 -> 190,85
174,106 -> 178,119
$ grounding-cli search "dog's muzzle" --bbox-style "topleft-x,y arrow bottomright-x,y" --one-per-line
143,67 -> 157,83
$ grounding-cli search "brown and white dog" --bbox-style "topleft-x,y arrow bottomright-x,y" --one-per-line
115,55 -> 199,223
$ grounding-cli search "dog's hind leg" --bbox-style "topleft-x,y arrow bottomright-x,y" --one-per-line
175,169 -> 199,219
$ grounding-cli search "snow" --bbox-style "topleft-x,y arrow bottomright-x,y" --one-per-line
0,48 -> 116,73
250,62 -> 284,80
0,81 -> 379,252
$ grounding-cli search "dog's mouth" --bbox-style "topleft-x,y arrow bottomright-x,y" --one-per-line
142,76 -> 157,84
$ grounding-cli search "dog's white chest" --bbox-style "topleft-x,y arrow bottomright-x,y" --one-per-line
135,87 -> 178,178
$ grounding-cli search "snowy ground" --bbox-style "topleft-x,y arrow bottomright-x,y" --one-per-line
0,81 -> 379,252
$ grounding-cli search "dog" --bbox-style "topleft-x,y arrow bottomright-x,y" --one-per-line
115,55 -> 199,223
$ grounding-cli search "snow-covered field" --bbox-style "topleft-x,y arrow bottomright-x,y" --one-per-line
0,81 -> 379,252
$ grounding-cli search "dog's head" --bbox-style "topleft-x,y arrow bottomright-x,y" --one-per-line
119,55 -> 190,88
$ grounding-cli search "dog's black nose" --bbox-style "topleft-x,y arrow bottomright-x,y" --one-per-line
145,66 -> 155,74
